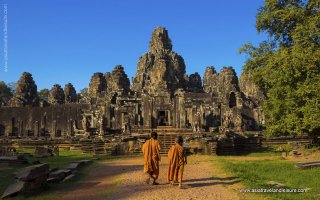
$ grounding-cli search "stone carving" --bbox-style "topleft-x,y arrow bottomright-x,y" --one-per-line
223,111 -> 233,128
122,114 -> 131,134
9,72 -> 39,107
81,115 -> 90,132
192,112 -> 201,133
87,73 -> 107,97
149,27 -> 172,53
131,27 -> 188,95
48,84 -> 65,105
204,66 -> 240,97
203,66 -> 246,115
203,66 -> 217,93
99,114 -> 107,136
105,65 -> 130,94
64,83 -> 77,103
188,72 -> 203,93
239,72 -> 265,106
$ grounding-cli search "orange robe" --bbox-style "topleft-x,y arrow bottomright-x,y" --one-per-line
167,143 -> 187,183
142,138 -> 161,180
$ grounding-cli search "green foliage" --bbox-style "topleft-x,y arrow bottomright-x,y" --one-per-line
0,81 -> 13,106
79,88 -> 88,96
38,89 -> 50,102
240,0 -> 320,136
7,82 -> 17,94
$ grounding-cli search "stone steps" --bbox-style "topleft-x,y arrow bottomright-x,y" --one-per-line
158,134 -> 177,155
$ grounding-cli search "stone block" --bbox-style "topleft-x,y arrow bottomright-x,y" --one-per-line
15,163 -> 49,181
1,181 -> 25,199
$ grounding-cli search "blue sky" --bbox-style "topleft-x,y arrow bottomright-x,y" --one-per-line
0,0 -> 266,92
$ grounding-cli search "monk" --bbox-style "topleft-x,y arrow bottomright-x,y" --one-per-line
167,136 -> 187,188
142,131 -> 161,185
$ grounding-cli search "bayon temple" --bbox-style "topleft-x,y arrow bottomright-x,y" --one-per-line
0,27 -> 266,154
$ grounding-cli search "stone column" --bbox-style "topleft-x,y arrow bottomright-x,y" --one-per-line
168,110 -> 171,126
52,120 -> 57,138
67,119 -> 74,137
34,121 -> 40,137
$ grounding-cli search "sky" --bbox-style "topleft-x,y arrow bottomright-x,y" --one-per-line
0,0 -> 267,92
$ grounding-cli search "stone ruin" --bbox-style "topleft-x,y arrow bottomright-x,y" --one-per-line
0,27 -> 266,154
64,83 -> 77,103
8,72 -> 39,107
48,84 -> 65,105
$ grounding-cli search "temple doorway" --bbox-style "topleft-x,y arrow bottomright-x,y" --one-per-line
229,92 -> 237,108
157,110 -> 169,126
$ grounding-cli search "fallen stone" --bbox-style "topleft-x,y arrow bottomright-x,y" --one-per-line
1,181 -> 25,199
62,174 -> 75,182
47,177 -> 61,184
49,170 -> 66,181
0,156 -> 17,161
74,159 -> 93,165
15,164 -> 49,181
61,169 -> 72,176
266,181 -> 287,188
23,175 -> 48,190
65,163 -> 81,171
34,146 -> 51,158
295,160 -> 320,169
49,167 -> 59,172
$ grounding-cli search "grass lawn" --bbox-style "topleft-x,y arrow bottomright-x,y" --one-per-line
216,150 -> 320,200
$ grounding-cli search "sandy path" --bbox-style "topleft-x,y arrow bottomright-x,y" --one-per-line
61,155 -> 243,200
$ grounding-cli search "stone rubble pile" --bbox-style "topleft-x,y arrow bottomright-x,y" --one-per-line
1,158 -> 98,199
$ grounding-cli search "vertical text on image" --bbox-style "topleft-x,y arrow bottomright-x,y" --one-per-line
3,3 -> 8,73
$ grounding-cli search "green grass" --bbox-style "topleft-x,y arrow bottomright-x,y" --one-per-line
217,154 -> 320,200
27,150 -> 95,169
0,167 -> 19,196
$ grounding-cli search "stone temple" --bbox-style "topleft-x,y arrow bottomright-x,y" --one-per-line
0,27 -> 265,154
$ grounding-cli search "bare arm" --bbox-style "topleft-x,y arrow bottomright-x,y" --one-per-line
157,141 -> 161,161
184,149 -> 187,165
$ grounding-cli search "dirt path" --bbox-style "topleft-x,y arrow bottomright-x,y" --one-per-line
61,155 -> 246,200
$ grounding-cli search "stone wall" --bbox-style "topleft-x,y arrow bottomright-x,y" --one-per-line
0,104 -> 89,137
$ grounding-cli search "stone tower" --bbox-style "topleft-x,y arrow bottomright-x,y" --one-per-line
9,72 -> 39,107
64,83 -> 77,103
131,27 -> 188,95
48,84 -> 65,105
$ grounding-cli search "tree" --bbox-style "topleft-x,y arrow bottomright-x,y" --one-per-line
78,88 -> 88,103
7,82 -> 17,94
0,81 -> 13,106
240,0 -> 320,136
79,88 -> 88,96
38,89 -> 50,102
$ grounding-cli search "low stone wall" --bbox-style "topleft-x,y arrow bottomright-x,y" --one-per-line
0,135 -> 314,156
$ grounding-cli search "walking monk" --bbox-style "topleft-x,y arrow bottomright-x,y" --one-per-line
167,136 -> 187,188
142,131 -> 161,185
